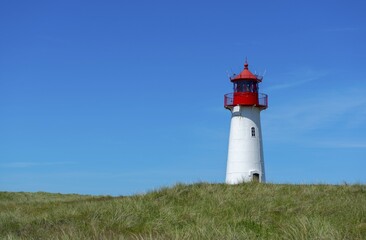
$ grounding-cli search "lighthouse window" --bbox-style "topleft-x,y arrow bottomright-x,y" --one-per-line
234,82 -> 244,92
253,83 -> 258,92
234,81 -> 258,93
246,82 -> 252,92
251,127 -> 256,137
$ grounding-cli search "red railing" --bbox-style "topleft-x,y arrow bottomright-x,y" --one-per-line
224,93 -> 234,106
224,92 -> 268,109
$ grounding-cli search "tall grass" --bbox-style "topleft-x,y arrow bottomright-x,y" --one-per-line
1,183 -> 365,239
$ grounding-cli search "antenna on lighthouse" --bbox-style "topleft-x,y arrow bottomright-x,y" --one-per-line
226,70 -> 231,79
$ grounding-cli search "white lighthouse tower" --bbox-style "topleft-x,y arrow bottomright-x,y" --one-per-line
224,60 -> 268,184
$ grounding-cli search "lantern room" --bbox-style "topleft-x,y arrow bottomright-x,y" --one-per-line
224,61 -> 268,109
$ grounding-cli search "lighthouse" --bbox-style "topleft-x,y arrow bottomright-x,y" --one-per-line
224,60 -> 268,184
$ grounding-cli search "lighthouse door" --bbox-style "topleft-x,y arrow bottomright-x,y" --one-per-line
252,173 -> 260,182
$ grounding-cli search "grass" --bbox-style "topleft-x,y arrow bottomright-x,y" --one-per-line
0,183 -> 365,239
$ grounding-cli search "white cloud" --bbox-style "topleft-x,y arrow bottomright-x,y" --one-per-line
266,68 -> 329,91
324,27 -> 360,32
315,141 -> 366,149
0,161 -> 76,168
263,87 -> 366,144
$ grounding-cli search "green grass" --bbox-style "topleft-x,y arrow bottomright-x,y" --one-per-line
1,183 -> 365,239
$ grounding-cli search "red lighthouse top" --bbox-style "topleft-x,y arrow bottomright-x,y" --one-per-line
224,60 -> 268,109
230,61 -> 263,82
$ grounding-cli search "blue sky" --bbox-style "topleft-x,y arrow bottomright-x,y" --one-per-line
1,1 -> 365,195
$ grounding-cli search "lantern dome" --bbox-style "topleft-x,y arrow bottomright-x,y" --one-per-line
230,62 -> 262,82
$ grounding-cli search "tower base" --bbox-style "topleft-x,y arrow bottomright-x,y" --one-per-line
225,105 -> 265,184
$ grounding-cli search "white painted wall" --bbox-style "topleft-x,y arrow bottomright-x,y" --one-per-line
226,105 -> 265,184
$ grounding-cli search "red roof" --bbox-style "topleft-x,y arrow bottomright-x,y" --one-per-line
230,62 -> 260,82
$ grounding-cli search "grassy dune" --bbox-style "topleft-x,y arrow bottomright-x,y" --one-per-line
1,183 -> 365,239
